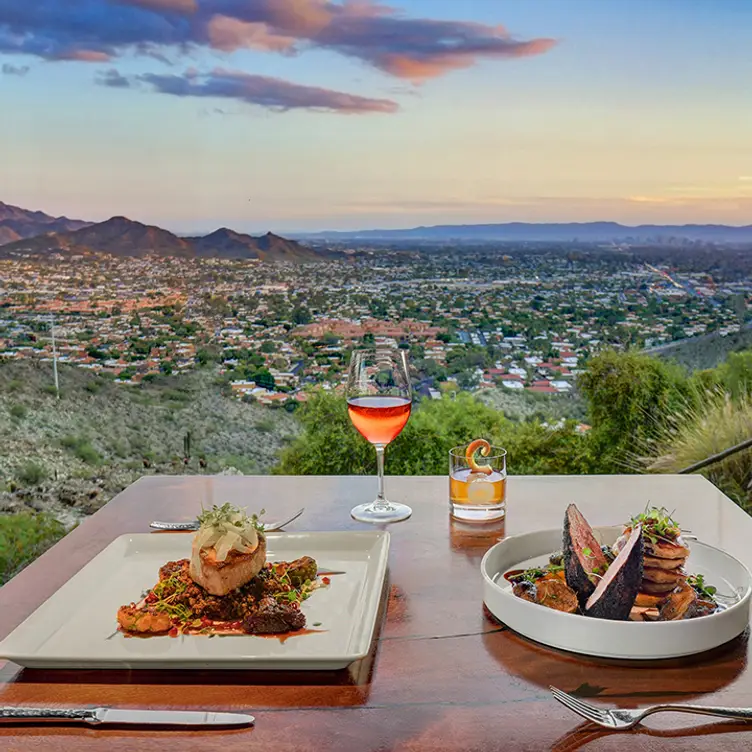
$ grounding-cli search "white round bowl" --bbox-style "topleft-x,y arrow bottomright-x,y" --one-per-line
481,526 -> 752,659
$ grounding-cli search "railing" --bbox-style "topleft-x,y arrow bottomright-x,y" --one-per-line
679,437 -> 752,475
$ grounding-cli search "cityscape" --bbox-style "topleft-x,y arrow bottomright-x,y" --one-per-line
3,215 -> 750,411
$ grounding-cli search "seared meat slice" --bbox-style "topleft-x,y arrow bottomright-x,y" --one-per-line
641,577 -> 687,595
243,596 -> 306,634
642,566 -> 687,585
585,525 -> 643,620
563,504 -> 610,606
644,536 -> 690,560
643,554 -> 684,571
659,584 -> 698,621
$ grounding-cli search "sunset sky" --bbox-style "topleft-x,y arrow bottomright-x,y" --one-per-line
1,0 -> 751,233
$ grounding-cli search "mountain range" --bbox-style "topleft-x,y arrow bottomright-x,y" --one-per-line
0,202 -> 324,261
0,201 -> 90,246
297,221 -> 752,243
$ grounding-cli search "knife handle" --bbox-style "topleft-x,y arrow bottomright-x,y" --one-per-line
149,521 -> 198,531
0,706 -> 99,723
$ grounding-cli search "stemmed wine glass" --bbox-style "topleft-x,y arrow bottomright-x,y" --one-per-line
346,348 -> 412,523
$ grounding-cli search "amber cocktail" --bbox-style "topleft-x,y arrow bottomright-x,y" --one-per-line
449,443 -> 507,522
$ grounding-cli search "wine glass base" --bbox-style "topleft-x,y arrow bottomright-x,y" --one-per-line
351,501 -> 412,524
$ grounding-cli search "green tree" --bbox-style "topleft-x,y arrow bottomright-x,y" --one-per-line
578,350 -> 694,471
275,390 -> 591,476
292,306 -> 312,325
253,368 -> 275,390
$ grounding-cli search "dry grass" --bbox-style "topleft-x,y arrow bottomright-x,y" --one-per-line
639,392 -> 752,510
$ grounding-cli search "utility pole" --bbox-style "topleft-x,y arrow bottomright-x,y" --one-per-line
50,312 -> 60,400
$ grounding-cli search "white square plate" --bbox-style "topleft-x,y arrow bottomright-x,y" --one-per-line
0,531 -> 390,670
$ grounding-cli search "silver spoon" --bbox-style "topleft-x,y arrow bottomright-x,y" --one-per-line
150,507 -> 305,532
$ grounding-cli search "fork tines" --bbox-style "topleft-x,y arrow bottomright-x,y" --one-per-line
549,686 -> 613,726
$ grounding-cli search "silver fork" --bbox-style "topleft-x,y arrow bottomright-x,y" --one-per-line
150,507 -> 305,532
550,686 -> 752,730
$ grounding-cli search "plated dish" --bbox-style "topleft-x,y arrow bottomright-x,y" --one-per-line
117,504 -> 328,638
0,526 -> 389,669
481,506 -> 752,659
505,505 -> 721,622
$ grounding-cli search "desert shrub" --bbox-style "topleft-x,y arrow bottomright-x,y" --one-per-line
60,434 -> 101,465
42,384 -> 59,397
0,512 -> 67,585
16,461 -> 48,486
9,403 -> 27,420
255,417 -> 276,433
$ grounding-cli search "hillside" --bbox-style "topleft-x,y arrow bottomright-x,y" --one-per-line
189,228 -> 323,260
1,214 -> 327,261
646,323 -> 752,371
0,360 -> 299,522
0,200 -> 89,242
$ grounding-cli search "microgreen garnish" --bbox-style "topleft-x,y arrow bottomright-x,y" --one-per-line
196,502 -> 266,533
628,505 -> 681,545
688,574 -> 717,600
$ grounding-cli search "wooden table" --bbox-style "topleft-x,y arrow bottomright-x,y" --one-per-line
1,474 -> 752,751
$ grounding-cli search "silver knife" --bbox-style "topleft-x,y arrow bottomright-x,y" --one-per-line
0,706 -> 254,727
150,507 -> 304,532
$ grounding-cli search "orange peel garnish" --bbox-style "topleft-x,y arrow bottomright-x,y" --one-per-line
465,439 -> 493,475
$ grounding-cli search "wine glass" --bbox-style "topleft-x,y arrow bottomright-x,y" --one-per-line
346,347 -> 412,523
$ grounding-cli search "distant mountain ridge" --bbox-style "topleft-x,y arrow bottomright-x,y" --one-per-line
0,200 -> 90,245
298,221 -> 752,243
0,202 -> 327,261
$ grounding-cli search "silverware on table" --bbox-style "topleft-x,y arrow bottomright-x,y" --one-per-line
550,686 -> 752,730
0,706 -> 254,727
150,507 -> 305,532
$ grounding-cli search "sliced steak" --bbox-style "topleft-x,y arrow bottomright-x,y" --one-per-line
563,504 -> 609,606
585,525 -> 643,620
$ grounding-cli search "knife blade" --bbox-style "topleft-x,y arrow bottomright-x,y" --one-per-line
0,706 -> 254,727
96,708 -> 255,727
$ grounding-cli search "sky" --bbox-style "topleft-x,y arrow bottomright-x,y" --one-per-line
1,0 -> 751,233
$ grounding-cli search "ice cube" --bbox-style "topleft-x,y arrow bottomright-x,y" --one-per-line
467,473 -> 496,504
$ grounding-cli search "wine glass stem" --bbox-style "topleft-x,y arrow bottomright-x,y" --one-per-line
374,444 -> 390,509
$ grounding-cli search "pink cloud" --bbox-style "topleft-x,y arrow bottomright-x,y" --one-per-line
120,0 -> 197,12
207,15 -> 296,53
58,49 -> 112,62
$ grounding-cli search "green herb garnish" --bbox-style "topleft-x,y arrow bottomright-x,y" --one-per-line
628,506 -> 681,545
688,573 -> 717,600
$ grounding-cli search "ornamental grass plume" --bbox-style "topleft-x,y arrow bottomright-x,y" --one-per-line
637,391 -> 752,512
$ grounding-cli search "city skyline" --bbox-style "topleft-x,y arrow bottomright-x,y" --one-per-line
1,0 -> 751,233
